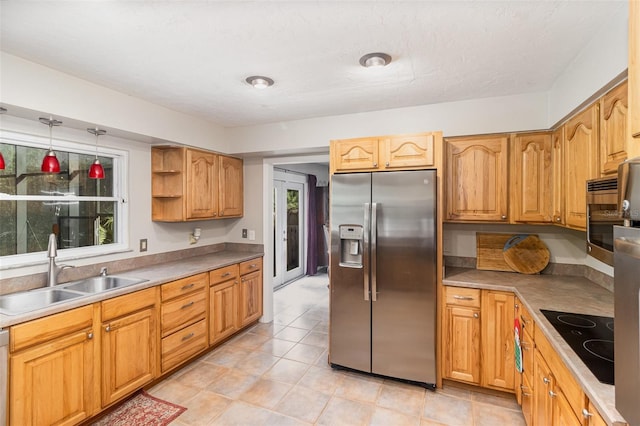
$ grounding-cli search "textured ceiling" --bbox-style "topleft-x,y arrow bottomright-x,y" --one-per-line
0,1 -> 625,128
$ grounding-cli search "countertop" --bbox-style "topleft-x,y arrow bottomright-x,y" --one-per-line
443,267 -> 625,426
0,250 -> 263,329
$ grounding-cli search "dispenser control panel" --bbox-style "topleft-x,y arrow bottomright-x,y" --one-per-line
339,225 -> 363,268
339,226 -> 363,240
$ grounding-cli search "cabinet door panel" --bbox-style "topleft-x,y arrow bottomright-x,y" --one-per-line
552,127 -> 565,224
10,329 -> 95,426
564,104 -> 599,230
239,270 -> 263,326
383,134 -> 434,169
600,82 -> 628,175
552,387 -> 582,426
210,279 -> 239,344
481,291 -> 515,390
511,133 -> 552,223
186,149 -> 218,219
102,308 -> 156,406
331,138 -> 379,173
534,351 -> 553,426
219,155 -> 243,217
445,135 -> 509,221
444,305 -> 481,384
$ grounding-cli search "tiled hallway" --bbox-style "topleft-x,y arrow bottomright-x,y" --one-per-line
148,273 -> 525,425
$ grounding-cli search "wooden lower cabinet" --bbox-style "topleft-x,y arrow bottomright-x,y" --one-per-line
101,288 -> 157,406
520,371 -> 534,426
444,304 -> 481,384
481,291 -> 515,390
210,278 -> 239,344
239,270 -> 263,326
9,306 -> 96,426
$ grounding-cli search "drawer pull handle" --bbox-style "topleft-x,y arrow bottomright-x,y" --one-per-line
521,342 -> 532,350
181,283 -> 195,290
582,409 -> 593,418
222,272 -> 231,277
182,301 -> 195,309
250,264 -> 257,268
453,295 -> 474,301
633,131 -> 640,139
181,332 -> 195,341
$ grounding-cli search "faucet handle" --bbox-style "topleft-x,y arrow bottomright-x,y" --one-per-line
100,267 -> 108,276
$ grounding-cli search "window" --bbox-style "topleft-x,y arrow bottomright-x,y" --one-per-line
0,131 -> 128,268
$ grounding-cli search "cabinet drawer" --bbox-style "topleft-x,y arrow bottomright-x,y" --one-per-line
161,290 -> 207,337
445,286 -> 481,308
518,302 -> 536,339
209,264 -> 239,286
10,305 -> 93,352
161,272 -> 208,301
102,287 -> 157,321
161,319 -> 208,372
240,258 -> 262,275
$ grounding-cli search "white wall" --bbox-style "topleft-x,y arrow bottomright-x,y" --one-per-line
226,92 -> 549,154
547,6 -> 628,126
1,53 -> 228,152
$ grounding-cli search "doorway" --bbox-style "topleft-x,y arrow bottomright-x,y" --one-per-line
273,170 -> 306,290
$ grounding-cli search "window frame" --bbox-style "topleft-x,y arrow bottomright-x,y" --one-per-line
0,129 -> 129,269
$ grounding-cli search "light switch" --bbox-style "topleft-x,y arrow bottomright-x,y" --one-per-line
248,230 -> 256,241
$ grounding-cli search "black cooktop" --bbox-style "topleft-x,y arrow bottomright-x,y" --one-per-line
540,309 -> 614,385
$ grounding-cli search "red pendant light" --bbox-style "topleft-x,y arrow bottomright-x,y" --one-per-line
87,127 -> 106,179
39,117 -> 62,173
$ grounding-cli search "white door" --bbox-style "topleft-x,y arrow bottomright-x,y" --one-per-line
273,172 -> 306,288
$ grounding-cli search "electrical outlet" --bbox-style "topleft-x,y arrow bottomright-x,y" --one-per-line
139,239 -> 148,252
242,228 -> 247,238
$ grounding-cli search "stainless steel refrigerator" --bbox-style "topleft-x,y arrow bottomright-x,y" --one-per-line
329,170 -> 437,387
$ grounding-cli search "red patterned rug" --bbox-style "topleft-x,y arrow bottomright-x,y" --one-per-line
93,391 -> 186,426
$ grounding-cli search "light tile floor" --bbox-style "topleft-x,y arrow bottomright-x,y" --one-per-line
148,273 -> 525,425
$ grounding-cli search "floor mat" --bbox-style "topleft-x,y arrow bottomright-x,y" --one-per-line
93,391 -> 186,426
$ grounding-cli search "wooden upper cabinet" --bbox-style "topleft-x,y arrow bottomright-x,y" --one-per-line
186,149 -> 218,219
330,132 -> 439,174
152,146 -> 243,221
445,134 -> 509,222
600,81 -> 628,176
219,155 -> 243,218
331,137 -> 379,173
630,1 -> 640,148
382,134 -> 435,169
510,132 -> 552,223
563,103 -> 599,230
551,127 -> 565,225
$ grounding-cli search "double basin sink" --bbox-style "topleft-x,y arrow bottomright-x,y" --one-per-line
0,275 -> 148,316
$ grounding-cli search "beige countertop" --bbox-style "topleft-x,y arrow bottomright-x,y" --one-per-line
0,250 -> 263,329
443,267 -> 625,426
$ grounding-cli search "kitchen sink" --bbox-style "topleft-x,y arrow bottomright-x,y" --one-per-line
62,275 -> 148,293
0,288 -> 84,315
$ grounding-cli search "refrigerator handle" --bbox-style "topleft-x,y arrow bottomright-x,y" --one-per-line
363,203 -> 370,301
371,202 -> 377,302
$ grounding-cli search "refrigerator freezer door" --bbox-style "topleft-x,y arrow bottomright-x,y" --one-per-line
330,173 -> 372,373
371,170 -> 437,384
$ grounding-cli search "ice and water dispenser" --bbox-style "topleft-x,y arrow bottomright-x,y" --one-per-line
338,225 -> 363,268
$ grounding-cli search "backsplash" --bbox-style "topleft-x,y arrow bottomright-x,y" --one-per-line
444,255 -> 614,292
0,242 -> 264,296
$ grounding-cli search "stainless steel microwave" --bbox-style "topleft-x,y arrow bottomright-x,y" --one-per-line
586,177 -> 622,266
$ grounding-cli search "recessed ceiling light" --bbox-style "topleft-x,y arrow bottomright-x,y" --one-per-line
359,52 -> 392,68
245,76 -> 274,89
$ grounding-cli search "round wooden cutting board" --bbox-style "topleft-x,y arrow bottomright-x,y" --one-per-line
502,234 -> 550,274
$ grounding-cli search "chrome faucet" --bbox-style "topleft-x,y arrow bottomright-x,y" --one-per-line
46,233 -> 73,287
100,267 -> 108,276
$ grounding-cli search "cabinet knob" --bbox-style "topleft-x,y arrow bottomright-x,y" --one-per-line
543,377 -> 550,385
473,312 -> 479,318
373,163 -> 378,167
221,211 -> 224,215
556,216 -> 561,222
235,280 -> 238,284
548,390 -> 557,398
87,331 -> 94,340
501,215 -> 507,220
582,409 -> 593,419
105,325 -> 111,332
385,162 -> 390,167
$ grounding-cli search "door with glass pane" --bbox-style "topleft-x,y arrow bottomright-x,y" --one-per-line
273,173 -> 305,288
